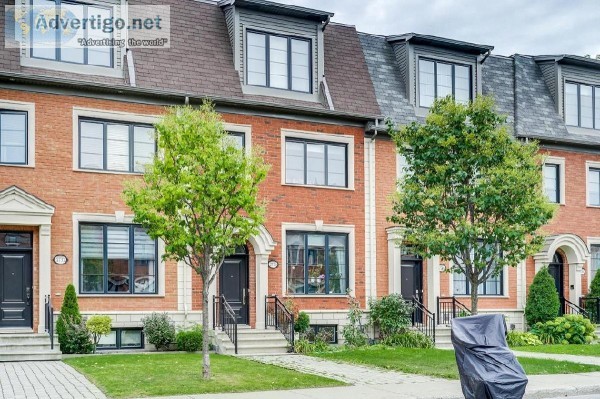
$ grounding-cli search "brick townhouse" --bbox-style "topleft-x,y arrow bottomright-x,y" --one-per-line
0,0 -> 598,357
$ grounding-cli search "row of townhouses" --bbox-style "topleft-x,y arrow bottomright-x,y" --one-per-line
0,0 -> 598,353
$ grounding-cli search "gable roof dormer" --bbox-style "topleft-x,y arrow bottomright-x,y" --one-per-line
219,0 -> 333,103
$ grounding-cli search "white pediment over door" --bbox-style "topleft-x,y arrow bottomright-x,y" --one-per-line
0,186 -> 55,223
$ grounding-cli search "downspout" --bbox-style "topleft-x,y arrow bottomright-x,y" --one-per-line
479,49 -> 492,64
321,15 -> 331,32
366,118 -> 380,307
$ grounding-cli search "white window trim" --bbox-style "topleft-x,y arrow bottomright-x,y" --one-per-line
587,237 -> 600,289
72,212 -> 166,297
281,222 -> 355,298
280,128 -> 355,191
0,99 -> 35,168
223,122 -> 252,155
449,262 -> 510,299
543,156 -> 566,205
586,160 -> 600,208
72,107 -> 159,174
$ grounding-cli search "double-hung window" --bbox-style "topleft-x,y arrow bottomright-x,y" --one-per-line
285,139 -> 347,187
591,244 -> 600,283
544,163 -> 560,203
0,110 -> 27,165
30,0 -> 113,67
453,270 -> 503,296
589,167 -> 600,206
246,31 -> 311,93
80,223 -> 157,294
79,119 -> 155,173
286,232 -> 348,295
419,59 -> 471,107
565,82 -> 600,129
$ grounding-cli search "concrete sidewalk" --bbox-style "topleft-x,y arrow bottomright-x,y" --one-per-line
137,372 -> 600,399
513,350 -> 600,366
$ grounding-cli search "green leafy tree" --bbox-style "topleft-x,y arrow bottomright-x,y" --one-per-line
56,284 -> 82,350
389,96 -> 555,314
123,103 -> 268,379
86,315 -> 112,353
588,271 -> 600,299
525,267 -> 560,326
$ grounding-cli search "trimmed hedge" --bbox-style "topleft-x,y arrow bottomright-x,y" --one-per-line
525,267 -> 560,326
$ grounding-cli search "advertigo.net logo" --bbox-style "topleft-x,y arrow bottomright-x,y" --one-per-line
5,4 -> 171,49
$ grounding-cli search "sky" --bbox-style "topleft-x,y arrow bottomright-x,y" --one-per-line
276,0 -> 600,57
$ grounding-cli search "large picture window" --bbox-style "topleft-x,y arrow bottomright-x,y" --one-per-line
285,139 -> 347,187
0,110 -> 27,165
565,82 -> 600,129
286,232 -> 348,295
30,0 -> 113,67
246,31 -> 311,93
79,119 -> 155,173
419,59 -> 471,108
80,224 -> 157,294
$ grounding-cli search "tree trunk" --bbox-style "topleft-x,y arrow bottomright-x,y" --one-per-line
470,280 -> 479,315
202,276 -> 211,379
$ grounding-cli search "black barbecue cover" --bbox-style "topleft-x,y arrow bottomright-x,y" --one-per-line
451,314 -> 528,399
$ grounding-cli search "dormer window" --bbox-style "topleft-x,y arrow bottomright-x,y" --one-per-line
419,59 -> 471,108
246,31 -> 311,93
565,82 -> 600,129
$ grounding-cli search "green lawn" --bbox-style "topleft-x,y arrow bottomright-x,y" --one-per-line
514,344 -> 600,357
314,347 -> 600,379
64,353 -> 344,398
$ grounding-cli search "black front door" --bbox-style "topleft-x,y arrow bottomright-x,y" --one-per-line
219,254 -> 249,325
548,252 -> 564,298
401,258 -> 423,302
0,251 -> 33,328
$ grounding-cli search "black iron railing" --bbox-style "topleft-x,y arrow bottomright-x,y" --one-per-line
580,297 -> 600,324
412,297 -> 435,343
265,295 -> 295,351
213,295 -> 238,354
561,297 -> 589,319
44,295 -> 54,350
436,296 -> 471,325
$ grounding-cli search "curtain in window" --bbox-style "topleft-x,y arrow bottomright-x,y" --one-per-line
286,233 -> 305,294
80,121 -> 104,169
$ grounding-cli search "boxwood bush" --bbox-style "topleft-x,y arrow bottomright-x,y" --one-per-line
176,326 -> 203,352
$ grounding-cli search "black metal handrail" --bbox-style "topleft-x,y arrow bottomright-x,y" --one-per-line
561,297 -> 589,319
265,295 -> 295,351
44,295 -> 54,350
436,296 -> 471,325
412,297 -> 435,343
213,295 -> 238,354
580,297 -> 600,324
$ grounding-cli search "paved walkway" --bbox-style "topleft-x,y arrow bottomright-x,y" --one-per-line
0,361 -> 106,399
513,350 -> 600,366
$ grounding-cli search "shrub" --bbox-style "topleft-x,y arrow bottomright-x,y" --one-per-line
525,267 -> 560,327
142,312 -> 176,351
342,294 -> 368,348
585,271 -> 600,322
531,314 -> 596,345
381,331 -> 434,349
86,315 -> 112,353
506,331 -> 543,347
176,326 -> 203,352
56,284 -> 83,353
61,319 -> 93,354
294,331 -> 330,354
368,294 -> 414,339
295,312 -> 310,335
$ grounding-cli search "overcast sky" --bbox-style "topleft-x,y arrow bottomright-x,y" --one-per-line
277,0 -> 600,57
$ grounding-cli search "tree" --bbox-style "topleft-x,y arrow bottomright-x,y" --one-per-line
123,103 -> 268,379
56,283 -> 82,350
524,267 -> 560,326
585,270 -> 600,322
86,315 -> 112,353
389,96 -> 555,314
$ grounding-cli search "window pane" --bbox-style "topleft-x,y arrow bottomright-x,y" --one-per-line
581,85 -> 593,128
455,65 -> 470,104
436,63 -> 452,99
134,227 -> 156,294
120,329 -> 143,348
87,6 -> 112,67
591,245 -> 600,283
247,32 -> 266,86
107,226 -> 130,293
106,123 -> 130,171
133,126 -> 155,172
81,225 -> 104,293
485,274 -> 501,295
453,272 -> 467,295
544,164 -> 559,203
291,39 -> 310,92
59,3 -> 84,64
31,0 -> 58,60
0,113 -> 27,164
589,169 -> 600,206
285,141 -> 305,184
596,88 -> 600,130
226,132 -> 245,150
269,36 -> 288,89
419,60 -> 435,107
80,121 -> 104,169
327,145 -> 346,187
96,330 -> 117,348
565,83 -> 579,126
287,233 -> 305,294
306,143 -> 325,185
307,234 -> 325,294
328,235 -> 347,294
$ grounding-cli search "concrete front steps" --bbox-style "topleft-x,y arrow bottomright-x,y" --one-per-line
0,333 -> 62,361
214,325 -> 291,355
434,326 -> 453,350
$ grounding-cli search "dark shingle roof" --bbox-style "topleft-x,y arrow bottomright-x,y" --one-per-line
482,55 -> 515,127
